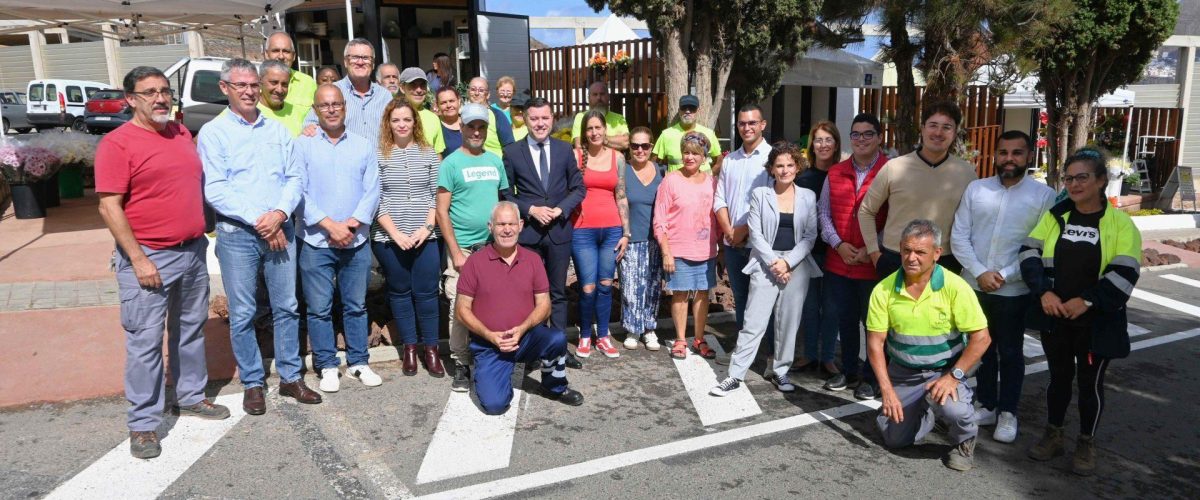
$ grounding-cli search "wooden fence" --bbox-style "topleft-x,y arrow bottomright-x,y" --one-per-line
530,39 -> 668,131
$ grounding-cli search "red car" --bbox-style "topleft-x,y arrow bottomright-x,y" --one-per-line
83,89 -> 131,134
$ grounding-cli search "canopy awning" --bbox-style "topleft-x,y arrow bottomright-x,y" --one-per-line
779,46 -> 885,89
581,14 -> 640,45
0,1 -> 301,40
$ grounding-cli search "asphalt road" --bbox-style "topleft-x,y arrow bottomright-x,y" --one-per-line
3,269 -> 1200,500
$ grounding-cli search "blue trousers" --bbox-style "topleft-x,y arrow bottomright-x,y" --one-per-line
826,271 -> 876,382
300,242 -> 372,370
975,292 -> 1030,414
721,244 -> 752,329
801,273 -> 838,363
373,240 -> 442,346
571,226 -> 622,338
215,218 -> 301,387
470,326 -> 569,415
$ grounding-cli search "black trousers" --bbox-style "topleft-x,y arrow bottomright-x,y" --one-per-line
522,238 -> 572,330
1042,319 -> 1111,436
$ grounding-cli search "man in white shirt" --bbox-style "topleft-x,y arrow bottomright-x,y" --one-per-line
714,103 -> 771,331
951,130 -> 1055,444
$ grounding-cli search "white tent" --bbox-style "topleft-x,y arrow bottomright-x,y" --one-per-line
1004,75 -> 1137,108
779,46 -> 884,89
580,14 -> 640,45
0,1 -> 301,39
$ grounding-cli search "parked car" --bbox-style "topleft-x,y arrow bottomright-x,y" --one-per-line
25,79 -> 107,132
84,89 -> 131,134
1,90 -> 32,134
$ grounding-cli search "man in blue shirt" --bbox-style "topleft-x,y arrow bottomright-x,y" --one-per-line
199,58 -> 320,415
296,84 -> 381,394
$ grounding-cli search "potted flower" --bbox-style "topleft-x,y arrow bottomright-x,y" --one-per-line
0,142 -> 62,219
1122,170 -> 1141,196
613,50 -> 632,73
589,52 -> 609,74
1106,157 -> 1132,198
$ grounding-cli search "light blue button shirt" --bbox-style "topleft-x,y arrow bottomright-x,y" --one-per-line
304,76 -> 392,151
199,108 -> 303,225
295,129 -> 380,248
714,140 -> 771,242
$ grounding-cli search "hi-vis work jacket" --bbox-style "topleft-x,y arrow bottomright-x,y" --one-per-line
1019,199 -> 1142,358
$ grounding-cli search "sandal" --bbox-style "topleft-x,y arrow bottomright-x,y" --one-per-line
691,338 -> 716,359
670,340 -> 688,360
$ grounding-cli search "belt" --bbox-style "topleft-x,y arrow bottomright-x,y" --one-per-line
167,237 -> 202,248
465,242 -> 488,252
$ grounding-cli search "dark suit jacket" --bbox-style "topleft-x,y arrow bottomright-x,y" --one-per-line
502,136 -> 585,245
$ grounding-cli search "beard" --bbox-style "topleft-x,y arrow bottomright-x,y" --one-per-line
999,162 -> 1026,179
150,109 -> 171,124
681,115 -> 696,126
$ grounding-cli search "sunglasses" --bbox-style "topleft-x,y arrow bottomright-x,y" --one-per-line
630,143 -> 652,151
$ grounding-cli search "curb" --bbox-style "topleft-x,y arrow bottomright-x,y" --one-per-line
1143,263 -> 1190,273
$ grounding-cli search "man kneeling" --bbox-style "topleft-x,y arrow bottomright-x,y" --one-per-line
455,201 -> 585,414
867,219 -> 991,471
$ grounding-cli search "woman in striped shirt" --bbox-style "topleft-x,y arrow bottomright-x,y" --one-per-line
372,99 -> 445,377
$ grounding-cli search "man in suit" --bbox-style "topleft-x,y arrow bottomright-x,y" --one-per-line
502,97 -> 586,367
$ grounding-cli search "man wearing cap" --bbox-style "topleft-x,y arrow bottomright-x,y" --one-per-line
466,76 -> 515,157
376,63 -> 401,96
399,66 -> 445,153
303,38 -> 391,150
437,102 -> 511,392
867,219 -> 991,471
570,81 -> 629,150
264,32 -> 317,110
653,95 -> 722,173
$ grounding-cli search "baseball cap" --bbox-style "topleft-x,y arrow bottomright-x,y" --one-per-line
399,67 -> 427,84
679,95 -> 700,108
461,103 -> 491,125
510,94 -> 529,109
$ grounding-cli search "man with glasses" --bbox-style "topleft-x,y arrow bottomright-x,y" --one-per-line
200,58 -> 319,416
714,103 -> 770,332
951,130 -> 1055,443
859,101 -> 976,278
570,81 -> 629,150
819,113 -> 890,400
376,63 -> 401,95
256,60 -> 307,136
96,66 -> 229,459
466,76 -> 515,158
296,84 -> 382,393
303,38 -> 391,151
263,32 -> 317,111
653,95 -> 722,173
399,66 -> 444,152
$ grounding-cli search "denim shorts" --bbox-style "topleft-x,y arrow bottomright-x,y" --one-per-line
666,258 -> 715,292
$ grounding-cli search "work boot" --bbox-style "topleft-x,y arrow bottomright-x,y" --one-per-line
945,437 -> 976,471
1072,435 -> 1096,476
1028,425 -> 1065,461
129,431 -> 161,459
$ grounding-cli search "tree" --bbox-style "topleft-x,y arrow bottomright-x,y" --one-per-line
1022,0 -> 1177,184
586,0 -> 847,129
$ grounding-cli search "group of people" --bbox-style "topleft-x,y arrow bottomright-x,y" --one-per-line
97,32 -> 1142,480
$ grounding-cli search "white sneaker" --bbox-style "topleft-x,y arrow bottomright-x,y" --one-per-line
623,335 -> 640,350
318,368 -> 340,393
975,406 -> 998,426
993,411 -> 1019,443
347,365 -> 382,387
643,332 -> 661,351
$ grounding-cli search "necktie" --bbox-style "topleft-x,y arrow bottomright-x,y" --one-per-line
537,141 -> 550,190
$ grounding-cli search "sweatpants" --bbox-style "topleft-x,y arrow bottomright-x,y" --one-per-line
469,326 -> 569,415
877,363 -> 978,448
1043,320 -> 1112,436
727,260 -> 811,380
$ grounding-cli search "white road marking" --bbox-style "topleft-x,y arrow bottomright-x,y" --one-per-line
1024,334 -> 1045,358
1129,323 -> 1151,337
45,392 -> 246,500
415,390 -> 522,484
417,325 -> 1200,500
1132,289 -> 1200,318
310,402 -> 414,499
1161,274 -> 1200,289
667,334 -> 762,427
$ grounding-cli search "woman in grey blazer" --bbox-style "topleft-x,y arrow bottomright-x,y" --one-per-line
712,142 -> 821,396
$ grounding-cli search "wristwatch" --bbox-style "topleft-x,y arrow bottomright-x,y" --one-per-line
1083,299 -> 1094,309
951,367 -> 966,381
425,223 -> 435,232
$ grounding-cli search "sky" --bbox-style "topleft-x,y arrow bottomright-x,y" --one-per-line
483,0 -> 648,47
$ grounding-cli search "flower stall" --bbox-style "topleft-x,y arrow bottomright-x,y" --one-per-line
0,133 -> 99,219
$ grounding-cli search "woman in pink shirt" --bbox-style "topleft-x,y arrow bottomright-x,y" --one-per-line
654,132 -> 719,360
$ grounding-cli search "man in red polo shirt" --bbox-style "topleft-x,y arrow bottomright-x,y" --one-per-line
455,201 -> 584,414
96,66 -> 230,460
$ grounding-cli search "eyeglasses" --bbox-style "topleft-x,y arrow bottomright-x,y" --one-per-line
221,81 -> 260,92
1062,172 -> 1096,184
315,102 -> 345,111
129,88 -> 175,99
347,55 -> 374,63
849,131 -> 878,140
736,120 -> 761,128
811,137 -> 836,145
468,87 -> 487,93
630,142 -> 652,151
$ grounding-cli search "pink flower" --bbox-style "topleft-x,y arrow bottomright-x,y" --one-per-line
1036,137 -> 1048,148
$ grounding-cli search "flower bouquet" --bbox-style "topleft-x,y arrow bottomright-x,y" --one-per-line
613,50 -> 632,72
0,140 -> 62,219
590,52 -> 609,73
27,133 -> 99,197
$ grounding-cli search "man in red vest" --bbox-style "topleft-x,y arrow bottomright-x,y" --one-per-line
818,113 -> 889,400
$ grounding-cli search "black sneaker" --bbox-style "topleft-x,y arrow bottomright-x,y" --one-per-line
823,373 -> 848,391
451,362 -> 471,393
709,377 -> 741,397
767,372 -> 796,392
854,382 -> 877,400
129,431 -> 161,459
543,387 -> 585,406
564,352 -> 583,369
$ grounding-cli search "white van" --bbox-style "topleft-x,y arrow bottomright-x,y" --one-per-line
26,79 -> 109,132
164,57 -> 242,134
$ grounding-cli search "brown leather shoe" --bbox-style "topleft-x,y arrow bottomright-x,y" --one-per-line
424,345 -> 445,377
243,387 -> 266,415
403,344 -> 419,376
279,379 -> 322,404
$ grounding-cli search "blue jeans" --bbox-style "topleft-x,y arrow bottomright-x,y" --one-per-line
300,242 -> 372,370
976,292 -> 1031,414
722,244 -> 752,329
826,271 -> 876,382
373,239 -> 442,346
571,226 -> 622,339
470,327 -> 569,415
801,274 -> 838,363
214,218 -> 301,386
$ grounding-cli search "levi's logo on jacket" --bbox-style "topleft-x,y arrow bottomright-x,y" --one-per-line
1062,224 -> 1099,245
